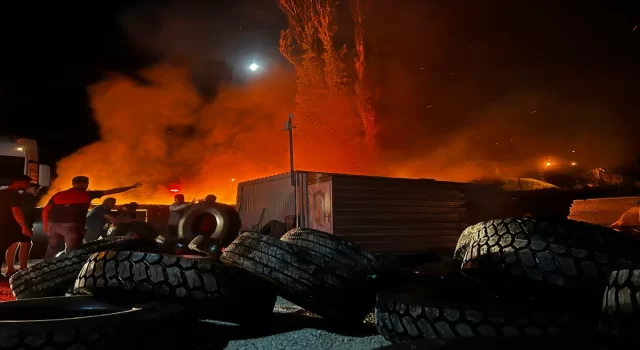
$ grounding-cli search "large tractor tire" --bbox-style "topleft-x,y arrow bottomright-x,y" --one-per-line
281,227 -> 381,273
375,273 -> 595,344
599,268 -> 640,345
72,250 -> 277,324
9,237 -> 160,300
460,217 -> 640,297
221,232 -> 374,324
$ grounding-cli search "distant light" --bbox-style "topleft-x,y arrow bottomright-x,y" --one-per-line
571,162 -> 577,166
16,147 -> 23,151
231,178 -> 235,182
571,150 -> 575,153
249,63 -> 259,71
545,162 -> 552,167
169,188 -> 179,193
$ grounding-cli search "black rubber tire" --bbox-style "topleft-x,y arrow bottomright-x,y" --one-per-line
453,222 -> 481,260
460,217 -> 640,294
9,237 -> 160,300
178,202 -> 241,246
280,227 -> 381,272
220,232 -> 374,323
104,221 -> 158,240
599,269 -> 640,345
258,220 -> 287,239
373,336 -> 608,350
0,296 -> 186,350
375,274 -> 596,344
71,250 -> 277,324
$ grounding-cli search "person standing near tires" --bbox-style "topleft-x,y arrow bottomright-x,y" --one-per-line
0,175 -> 33,279
41,176 -> 142,261
85,197 -> 125,243
168,194 -> 193,238
5,184 -> 40,277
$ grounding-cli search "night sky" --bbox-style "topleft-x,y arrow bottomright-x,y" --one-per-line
2,1 -> 639,171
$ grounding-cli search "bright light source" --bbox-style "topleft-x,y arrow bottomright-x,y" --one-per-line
249,63 -> 259,71
545,162 -> 552,167
571,162 -> 577,166
16,147 -> 23,151
169,188 -> 179,193
231,178 -> 235,182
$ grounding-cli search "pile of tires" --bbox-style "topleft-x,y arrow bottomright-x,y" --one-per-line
7,212 -> 639,349
373,217 -> 640,349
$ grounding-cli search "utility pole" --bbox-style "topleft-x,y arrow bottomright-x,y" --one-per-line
282,114 -> 296,186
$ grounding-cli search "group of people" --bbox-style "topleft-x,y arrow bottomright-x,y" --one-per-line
0,175 -> 40,279
84,198 -> 139,242
1,175 -> 222,279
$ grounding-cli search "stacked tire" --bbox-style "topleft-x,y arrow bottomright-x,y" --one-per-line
4,203 -> 253,350
374,216 -> 640,348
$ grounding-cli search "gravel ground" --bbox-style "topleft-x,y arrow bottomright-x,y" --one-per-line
209,298 -> 390,350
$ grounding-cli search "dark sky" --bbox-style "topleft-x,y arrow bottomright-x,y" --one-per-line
2,0 -> 639,170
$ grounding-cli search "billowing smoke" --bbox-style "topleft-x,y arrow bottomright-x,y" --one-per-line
42,1 -> 637,205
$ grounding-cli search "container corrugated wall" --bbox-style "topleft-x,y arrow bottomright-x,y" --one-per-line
330,174 -> 478,254
236,173 -> 297,231
568,196 -> 637,226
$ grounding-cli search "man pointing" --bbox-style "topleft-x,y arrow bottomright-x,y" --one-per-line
42,176 -> 142,260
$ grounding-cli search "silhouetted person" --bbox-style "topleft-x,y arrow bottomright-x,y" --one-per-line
42,176 -> 142,261
168,194 -> 193,238
5,184 -> 40,276
85,198 -> 124,243
0,175 -> 32,279
121,202 -> 139,220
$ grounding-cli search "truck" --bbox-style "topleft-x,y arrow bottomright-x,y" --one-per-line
0,136 -> 51,189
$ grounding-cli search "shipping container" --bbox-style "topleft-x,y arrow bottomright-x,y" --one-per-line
236,171 -> 501,254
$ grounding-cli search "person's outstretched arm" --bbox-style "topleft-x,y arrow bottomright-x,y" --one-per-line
102,182 -> 143,195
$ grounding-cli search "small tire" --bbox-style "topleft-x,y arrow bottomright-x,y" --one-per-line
460,217 -> 640,294
221,232 -> 374,323
9,237 -> 160,300
178,202 -> 241,246
599,269 -> 640,345
375,274 -> 595,344
72,250 -> 277,324
0,296 -> 186,350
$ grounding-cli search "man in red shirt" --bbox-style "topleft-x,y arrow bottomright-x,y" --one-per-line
42,176 -> 142,261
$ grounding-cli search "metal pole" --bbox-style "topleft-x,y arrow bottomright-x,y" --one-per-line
282,114 -> 296,186
282,114 -> 297,227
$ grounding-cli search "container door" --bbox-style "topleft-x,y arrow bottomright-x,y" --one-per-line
307,180 -> 333,234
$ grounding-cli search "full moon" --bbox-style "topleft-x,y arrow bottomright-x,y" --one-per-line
249,63 -> 259,71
